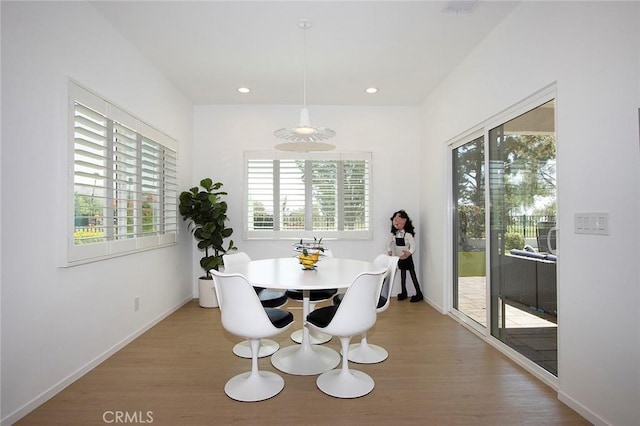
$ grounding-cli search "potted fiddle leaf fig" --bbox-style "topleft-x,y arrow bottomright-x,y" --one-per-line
179,178 -> 236,307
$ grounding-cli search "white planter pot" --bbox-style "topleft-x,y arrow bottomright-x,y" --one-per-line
198,277 -> 218,308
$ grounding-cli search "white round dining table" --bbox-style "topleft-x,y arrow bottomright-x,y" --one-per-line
223,256 -> 380,375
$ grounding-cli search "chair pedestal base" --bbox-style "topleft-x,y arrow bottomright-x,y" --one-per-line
316,369 -> 374,398
224,370 -> 284,402
347,342 -> 388,364
290,297 -> 333,344
271,342 -> 340,375
290,327 -> 332,344
233,339 -> 279,358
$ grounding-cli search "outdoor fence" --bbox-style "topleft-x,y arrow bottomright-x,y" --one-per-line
507,214 -> 556,238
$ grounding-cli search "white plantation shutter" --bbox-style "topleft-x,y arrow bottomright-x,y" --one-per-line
161,146 -> 179,235
244,151 -> 371,239
279,159 -> 306,230
68,82 -> 178,265
74,103 -> 109,244
247,159 -> 275,230
140,136 -> 162,237
112,121 -> 138,240
343,159 -> 369,231
311,160 -> 338,231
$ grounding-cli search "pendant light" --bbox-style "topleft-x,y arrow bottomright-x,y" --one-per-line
274,18 -> 335,151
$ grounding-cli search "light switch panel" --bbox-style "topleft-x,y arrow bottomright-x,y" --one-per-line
574,212 -> 609,235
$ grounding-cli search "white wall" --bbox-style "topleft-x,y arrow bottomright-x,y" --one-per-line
420,2 -> 640,425
3,1 -> 638,425
1,2 -> 194,423
193,104 -> 421,296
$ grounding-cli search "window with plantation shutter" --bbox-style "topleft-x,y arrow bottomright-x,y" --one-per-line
245,151 -> 372,240
67,82 -> 178,265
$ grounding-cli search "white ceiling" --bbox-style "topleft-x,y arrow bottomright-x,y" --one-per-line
92,1 -> 519,106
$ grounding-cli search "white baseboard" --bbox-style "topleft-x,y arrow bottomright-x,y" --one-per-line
558,390 -> 608,426
1,296 -> 193,426
424,296 -> 444,314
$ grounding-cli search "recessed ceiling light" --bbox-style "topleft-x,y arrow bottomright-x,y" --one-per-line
238,87 -> 250,94
365,87 -> 378,94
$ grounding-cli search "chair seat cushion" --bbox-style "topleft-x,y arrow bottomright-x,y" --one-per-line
306,305 -> 339,328
256,289 -> 288,308
333,293 -> 386,309
377,295 -> 387,309
265,308 -> 294,329
286,289 -> 337,301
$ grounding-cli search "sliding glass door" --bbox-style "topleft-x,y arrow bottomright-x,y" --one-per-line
451,96 -> 558,377
488,99 -> 558,376
452,136 -> 486,327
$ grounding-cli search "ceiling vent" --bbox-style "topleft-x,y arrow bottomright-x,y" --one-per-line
443,0 -> 478,14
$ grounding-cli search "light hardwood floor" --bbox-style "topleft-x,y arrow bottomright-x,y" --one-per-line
18,299 -> 589,425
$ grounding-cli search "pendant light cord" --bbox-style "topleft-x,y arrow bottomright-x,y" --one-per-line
302,24 -> 307,109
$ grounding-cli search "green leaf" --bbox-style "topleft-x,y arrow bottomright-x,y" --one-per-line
200,178 -> 213,191
201,255 -> 223,272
